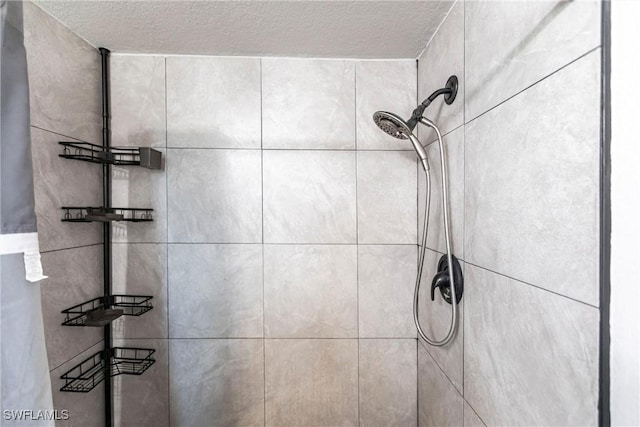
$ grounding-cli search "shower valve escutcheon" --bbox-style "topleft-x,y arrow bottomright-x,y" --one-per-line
431,254 -> 464,305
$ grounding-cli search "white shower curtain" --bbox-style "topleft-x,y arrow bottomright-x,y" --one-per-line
0,1 -> 54,425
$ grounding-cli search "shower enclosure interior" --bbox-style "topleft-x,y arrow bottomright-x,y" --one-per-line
18,0 -> 604,426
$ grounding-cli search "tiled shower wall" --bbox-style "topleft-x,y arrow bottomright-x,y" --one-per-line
416,1 -> 601,426
23,2 -> 105,426
109,55 -> 424,426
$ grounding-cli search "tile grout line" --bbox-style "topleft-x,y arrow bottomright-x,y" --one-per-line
421,340 -> 487,426
48,339 -> 104,373
464,260 -> 600,309
164,55 -> 171,427
164,242 -> 416,246
41,242 -> 103,254
464,46 -> 601,126
420,246 -> 599,310
160,147 -> 415,152
462,0 -> 467,408
260,58 -> 267,427
30,124 -> 99,145
419,339 -> 462,398
354,62 -> 361,427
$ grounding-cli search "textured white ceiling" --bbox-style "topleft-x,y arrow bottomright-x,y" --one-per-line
34,0 -> 454,59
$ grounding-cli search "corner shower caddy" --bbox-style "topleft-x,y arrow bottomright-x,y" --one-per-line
56,48 -> 158,425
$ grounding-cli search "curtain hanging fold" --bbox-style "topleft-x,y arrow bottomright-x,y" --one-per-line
1,1 -> 54,425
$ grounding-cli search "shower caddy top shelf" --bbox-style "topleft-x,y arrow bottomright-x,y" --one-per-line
61,207 -> 154,223
58,141 -> 162,169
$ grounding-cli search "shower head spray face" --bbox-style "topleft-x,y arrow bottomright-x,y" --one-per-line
372,111 -> 411,140
372,111 -> 428,164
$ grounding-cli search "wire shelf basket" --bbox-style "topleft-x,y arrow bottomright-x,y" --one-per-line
60,347 -> 156,393
61,207 -> 154,223
62,295 -> 153,327
59,141 -> 161,169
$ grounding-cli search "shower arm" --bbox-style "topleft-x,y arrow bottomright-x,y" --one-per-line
406,75 -> 459,130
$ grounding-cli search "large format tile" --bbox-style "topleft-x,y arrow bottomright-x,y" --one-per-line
167,149 -> 262,243
418,248 -> 463,392
465,0 -> 600,120
464,265 -> 598,426
31,127 -> 102,252
418,126 -> 464,258
170,339 -> 264,426
113,339 -> 169,427
50,343 -> 104,427
166,56 -> 261,148
112,244 -> 168,339
263,150 -> 356,243
359,339 -> 417,427
111,55 -> 166,147
357,151 -> 417,244
168,244 -> 263,338
417,0 -> 464,143
40,245 -> 103,370
464,51 -> 600,305
264,245 -> 357,338
262,58 -> 355,149
23,2 -> 101,143
265,339 -> 358,426
358,245 -> 416,338
418,342 -> 463,427
355,60 -> 416,150
112,151 -> 167,243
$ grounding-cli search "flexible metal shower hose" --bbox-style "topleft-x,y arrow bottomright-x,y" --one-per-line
413,118 -> 459,347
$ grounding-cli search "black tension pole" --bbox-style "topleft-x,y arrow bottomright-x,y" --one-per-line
98,46 -> 113,427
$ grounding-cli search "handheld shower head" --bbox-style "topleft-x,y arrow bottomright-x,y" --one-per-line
372,111 -> 414,140
372,111 -> 428,165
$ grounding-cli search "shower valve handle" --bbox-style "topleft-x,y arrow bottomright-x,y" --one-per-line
430,254 -> 464,305
430,270 -> 450,302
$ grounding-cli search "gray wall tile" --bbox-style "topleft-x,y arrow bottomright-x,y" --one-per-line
264,245 -> 357,338
168,244 -> 263,338
357,151 -> 417,244
265,339 -> 358,426
464,265 -> 598,426
464,51 -> 600,306
112,153 -> 167,244
418,248 -> 463,393
262,59 -> 355,149
167,149 -> 262,243
263,150 -> 356,244
111,55 -> 166,148
355,61 -> 416,150
417,0 -> 464,143
418,342 -> 463,427
41,245 -> 102,370
23,1 -> 101,143
359,339 -> 417,427
31,127 -> 102,252
358,245 -> 416,338
112,244 -> 168,339
419,127 -> 464,258
113,339 -> 169,427
465,0 -> 600,120
170,339 -> 264,426
166,56 -> 261,148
